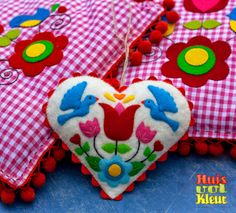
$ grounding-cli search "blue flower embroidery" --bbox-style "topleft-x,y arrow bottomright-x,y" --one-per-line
98,156 -> 132,188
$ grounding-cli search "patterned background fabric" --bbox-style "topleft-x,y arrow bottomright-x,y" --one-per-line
121,0 -> 236,140
0,0 -> 161,187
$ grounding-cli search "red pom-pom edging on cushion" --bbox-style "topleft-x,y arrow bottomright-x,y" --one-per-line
0,189 -> 16,205
19,187 -> 36,203
103,1 -> 180,78
176,138 -> 236,158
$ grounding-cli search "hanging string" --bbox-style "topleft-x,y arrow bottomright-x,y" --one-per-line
111,0 -> 132,85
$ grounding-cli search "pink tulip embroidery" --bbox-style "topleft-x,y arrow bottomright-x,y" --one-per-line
79,118 -> 100,138
136,122 -> 157,144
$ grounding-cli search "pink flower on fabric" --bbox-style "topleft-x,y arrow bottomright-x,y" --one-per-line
136,122 -> 156,144
79,118 -> 100,138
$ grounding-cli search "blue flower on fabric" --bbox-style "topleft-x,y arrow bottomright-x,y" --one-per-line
98,155 -> 132,188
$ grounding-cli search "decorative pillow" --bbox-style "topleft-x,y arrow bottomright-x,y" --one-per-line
0,0 -> 163,203
114,0 -> 236,156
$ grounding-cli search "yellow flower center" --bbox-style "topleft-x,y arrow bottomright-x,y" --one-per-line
108,164 -> 122,177
185,48 -> 209,66
26,43 -> 46,58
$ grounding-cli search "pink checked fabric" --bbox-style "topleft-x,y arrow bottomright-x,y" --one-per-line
0,0 -> 161,187
122,0 -> 236,140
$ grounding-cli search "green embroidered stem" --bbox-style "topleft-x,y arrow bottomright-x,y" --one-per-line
79,144 -> 89,157
140,150 -> 155,163
115,140 -> 118,155
126,140 -> 140,162
93,136 -> 104,159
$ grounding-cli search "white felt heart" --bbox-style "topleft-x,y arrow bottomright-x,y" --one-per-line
46,76 -> 191,199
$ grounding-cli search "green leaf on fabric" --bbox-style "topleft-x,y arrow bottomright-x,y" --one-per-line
183,20 -> 202,30
0,36 -> 11,47
117,144 -> 132,154
148,153 -> 157,162
101,143 -> 115,153
85,156 -> 101,172
202,19 -> 221,29
82,142 -> 90,152
51,3 -> 60,12
143,147 -> 152,157
5,29 -> 21,40
75,147 -> 84,156
129,162 -> 145,176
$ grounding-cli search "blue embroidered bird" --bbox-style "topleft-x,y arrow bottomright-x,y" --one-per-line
227,8 -> 236,32
57,81 -> 98,125
142,85 -> 179,132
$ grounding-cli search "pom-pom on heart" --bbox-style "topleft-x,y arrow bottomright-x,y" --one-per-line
45,76 -> 193,199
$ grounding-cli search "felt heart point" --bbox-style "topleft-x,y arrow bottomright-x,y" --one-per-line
46,76 -> 193,199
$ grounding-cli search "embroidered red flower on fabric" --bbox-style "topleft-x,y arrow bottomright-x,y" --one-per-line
184,0 -> 229,13
9,32 -> 68,77
161,36 -> 231,87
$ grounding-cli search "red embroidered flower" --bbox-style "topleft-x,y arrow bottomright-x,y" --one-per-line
184,0 -> 229,13
161,36 -> 231,87
99,103 -> 140,141
9,32 -> 68,77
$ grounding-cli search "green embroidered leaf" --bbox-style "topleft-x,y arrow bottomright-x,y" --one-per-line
82,142 -> 90,152
51,3 -> 60,12
117,144 -> 132,154
102,143 -> 115,154
148,153 -> 157,162
202,19 -> 221,29
183,20 -> 202,30
143,147 -> 152,157
5,29 -> 21,40
129,162 -> 145,176
0,36 -> 11,47
75,147 -> 84,156
85,156 -> 101,172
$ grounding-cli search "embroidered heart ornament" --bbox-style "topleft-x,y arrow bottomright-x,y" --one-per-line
46,76 -> 192,199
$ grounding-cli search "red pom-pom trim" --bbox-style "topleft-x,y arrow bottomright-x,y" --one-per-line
163,0 -> 175,10
230,147 -> 236,159
166,11 -> 180,23
42,157 -> 57,173
194,142 -> 208,155
31,172 -> 46,189
149,30 -> 163,44
138,40 -> 152,54
1,190 -> 15,205
209,144 -> 224,156
178,141 -> 191,156
52,147 -> 65,161
130,51 -> 142,66
155,21 -> 168,34
20,187 -> 35,203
